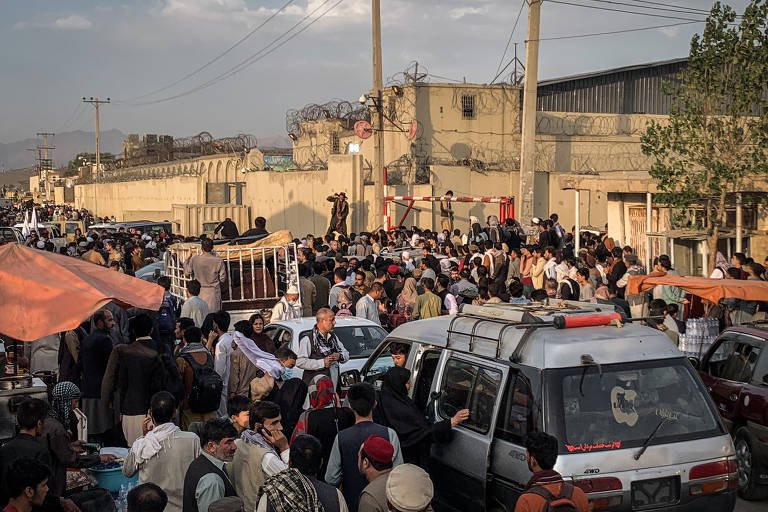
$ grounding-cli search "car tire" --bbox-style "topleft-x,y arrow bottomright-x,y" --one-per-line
735,427 -> 768,500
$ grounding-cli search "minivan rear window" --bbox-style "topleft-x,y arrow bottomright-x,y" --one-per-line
548,359 -> 722,454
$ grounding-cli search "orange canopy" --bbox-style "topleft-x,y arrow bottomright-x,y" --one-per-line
627,273 -> 768,304
0,243 -> 164,341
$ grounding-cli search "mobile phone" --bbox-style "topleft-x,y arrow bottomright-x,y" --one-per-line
257,426 -> 269,438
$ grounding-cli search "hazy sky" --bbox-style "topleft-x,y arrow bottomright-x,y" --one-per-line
0,0 -> 752,143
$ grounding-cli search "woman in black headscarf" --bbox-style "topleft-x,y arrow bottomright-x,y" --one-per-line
373,366 -> 469,468
275,378 -> 308,439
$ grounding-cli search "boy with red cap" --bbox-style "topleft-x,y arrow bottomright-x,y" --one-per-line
358,436 -> 395,512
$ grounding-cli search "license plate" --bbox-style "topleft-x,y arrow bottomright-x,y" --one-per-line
631,476 -> 680,510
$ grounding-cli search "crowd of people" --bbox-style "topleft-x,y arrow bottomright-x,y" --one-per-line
4,198 -> 768,512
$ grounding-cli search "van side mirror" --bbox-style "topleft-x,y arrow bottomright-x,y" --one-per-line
688,357 -> 700,370
340,369 -> 361,389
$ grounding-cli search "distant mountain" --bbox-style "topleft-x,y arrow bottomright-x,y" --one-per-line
257,134 -> 292,149
0,129 -> 125,170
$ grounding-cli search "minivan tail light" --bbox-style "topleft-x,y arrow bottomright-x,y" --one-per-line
689,459 -> 738,496
573,477 -> 622,494
573,477 -> 623,511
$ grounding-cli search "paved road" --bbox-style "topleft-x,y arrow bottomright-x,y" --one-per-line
735,498 -> 766,511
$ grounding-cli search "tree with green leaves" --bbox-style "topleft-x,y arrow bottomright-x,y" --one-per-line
66,152 -> 114,176
641,0 -> 768,272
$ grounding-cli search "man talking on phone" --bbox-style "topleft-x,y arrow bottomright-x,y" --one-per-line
226,401 -> 289,512
295,308 -> 349,390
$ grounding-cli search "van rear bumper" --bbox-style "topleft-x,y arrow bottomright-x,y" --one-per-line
673,491 -> 736,512
608,490 -> 736,512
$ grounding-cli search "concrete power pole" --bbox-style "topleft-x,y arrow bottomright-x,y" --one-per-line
518,0 -> 542,227
372,0 -> 385,230
36,132 -> 55,198
83,97 -> 110,177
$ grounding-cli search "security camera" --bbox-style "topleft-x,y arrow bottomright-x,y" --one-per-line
359,94 -> 368,105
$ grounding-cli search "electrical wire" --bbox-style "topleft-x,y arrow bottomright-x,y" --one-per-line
544,0 -> 707,22
119,0 -> 344,106
576,0 -> 717,17
492,0 -> 526,83
621,0 -> 723,16
531,20 -> 701,41
427,73 -> 463,83
123,0 -> 298,102
54,103 -> 86,133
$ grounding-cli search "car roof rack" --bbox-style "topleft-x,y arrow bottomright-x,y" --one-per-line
447,301 -> 618,359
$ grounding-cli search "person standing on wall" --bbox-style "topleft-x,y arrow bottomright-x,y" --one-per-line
327,192 -> 349,236
440,191 -> 454,232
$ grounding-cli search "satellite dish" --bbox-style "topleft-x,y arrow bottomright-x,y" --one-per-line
408,120 -> 419,140
354,120 -> 373,140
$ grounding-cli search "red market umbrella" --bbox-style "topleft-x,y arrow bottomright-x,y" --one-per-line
0,243 -> 164,341
627,273 -> 768,304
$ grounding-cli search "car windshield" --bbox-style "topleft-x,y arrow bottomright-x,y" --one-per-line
547,358 -> 722,454
333,326 -> 387,359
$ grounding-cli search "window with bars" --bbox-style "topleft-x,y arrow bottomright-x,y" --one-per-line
330,133 -> 340,154
462,95 -> 475,119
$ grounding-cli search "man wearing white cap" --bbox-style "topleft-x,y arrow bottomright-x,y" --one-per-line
385,464 -> 434,512
271,285 -> 302,321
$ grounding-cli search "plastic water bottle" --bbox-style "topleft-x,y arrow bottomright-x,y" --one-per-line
118,484 -> 128,512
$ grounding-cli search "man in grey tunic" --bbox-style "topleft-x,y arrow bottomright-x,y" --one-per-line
186,238 -> 227,312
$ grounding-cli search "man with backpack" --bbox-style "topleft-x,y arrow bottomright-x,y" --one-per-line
514,432 -> 588,512
156,276 -> 178,351
176,326 -> 222,430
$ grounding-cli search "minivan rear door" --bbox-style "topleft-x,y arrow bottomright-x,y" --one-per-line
429,351 -> 508,512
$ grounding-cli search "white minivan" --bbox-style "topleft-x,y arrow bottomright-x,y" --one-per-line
342,301 -> 737,512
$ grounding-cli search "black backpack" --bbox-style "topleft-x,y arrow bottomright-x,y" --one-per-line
523,482 -> 579,511
182,352 -> 223,413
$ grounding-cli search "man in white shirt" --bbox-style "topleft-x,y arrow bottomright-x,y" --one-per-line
543,246 -> 558,281
328,268 -> 350,309
227,401 -> 291,512
294,309 -> 349,390
180,279 -> 210,328
401,251 -> 415,273
124,392 -> 200,512
271,285 -> 302,321
435,274 -> 459,315
355,283 -> 386,326
211,311 -> 234,418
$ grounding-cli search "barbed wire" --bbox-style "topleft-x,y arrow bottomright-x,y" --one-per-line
536,113 -> 658,136
285,100 -> 370,136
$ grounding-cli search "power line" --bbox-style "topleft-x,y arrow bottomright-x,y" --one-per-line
125,0 -> 298,102
54,103 -> 86,133
427,73 -> 463,83
544,0 -> 707,22
622,0 -> 717,16
121,0 -> 344,106
492,0 -> 526,83
532,20 -> 701,41
577,0 -> 717,17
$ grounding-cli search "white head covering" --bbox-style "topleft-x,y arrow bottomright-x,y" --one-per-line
287,284 -> 299,295
232,331 -> 284,379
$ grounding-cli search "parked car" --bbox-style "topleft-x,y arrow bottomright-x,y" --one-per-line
342,302 -> 737,512
0,226 -> 24,244
264,317 -> 388,379
49,220 -> 86,241
696,326 -> 768,499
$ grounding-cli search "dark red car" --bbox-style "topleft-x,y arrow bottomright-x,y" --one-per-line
698,326 -> 768,500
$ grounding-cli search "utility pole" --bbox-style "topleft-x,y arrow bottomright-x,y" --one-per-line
372,0 -> 385,230
83,97 -> 110,177
518,0 -> 542,228
36,133 -> 55,198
